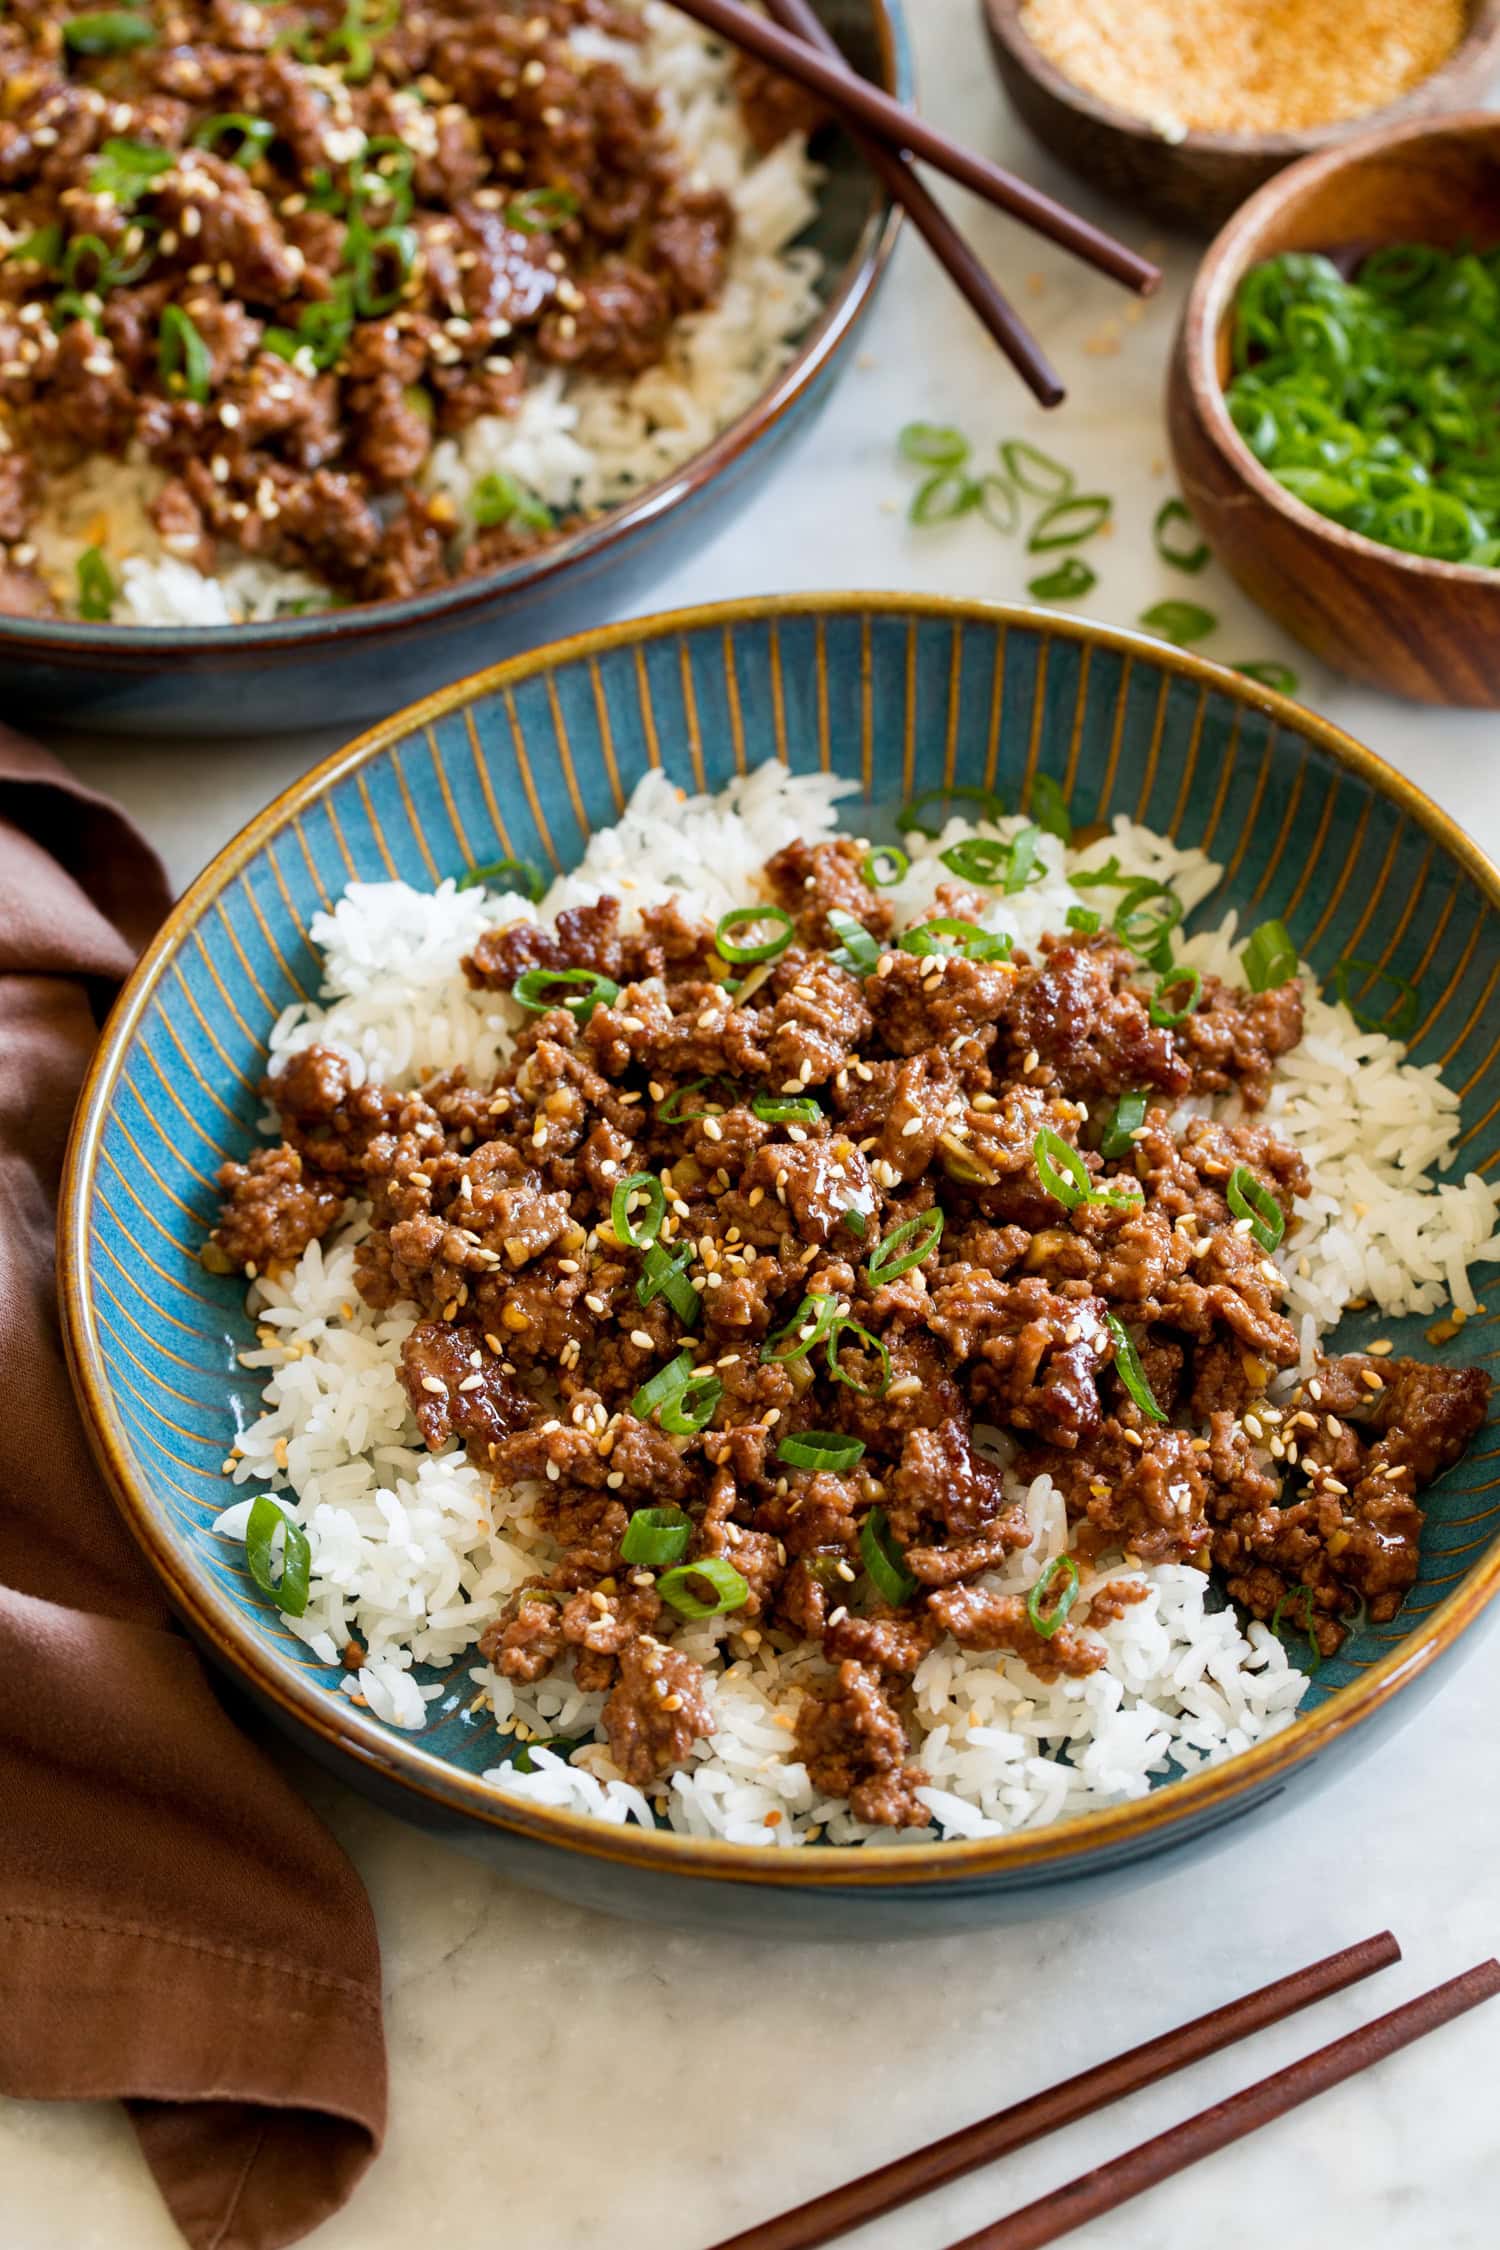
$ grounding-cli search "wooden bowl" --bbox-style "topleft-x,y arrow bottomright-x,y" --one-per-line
982,0 -> 1500,234
1168,113 -> 1500,706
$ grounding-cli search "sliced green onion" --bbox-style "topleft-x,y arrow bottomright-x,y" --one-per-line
1149,966 -> 1201,1027
938,836 -> 1010,885
827,1317 -> 891,1397
636,1245 -> 700,1327
777,1431 -> 866,1473
1113,879 -> 1183,958
841,1208 -> 868,1238
1235,660 -> 1300,696
88,137 -> 174,206
1241,918 -> 1298,991
897,783 -> 1006,838
620,1505 -> 693,1566
1026,1554 -> 1080,1640
1070,855 -> 1131,890
826,908 -> 879,976
75,545 -> 116,622
512,1732 -> 585,1773
158,304 -> 212,404
1028,493 -> 1112,551
1226,1164 -> 1285,1252
471,468 -> 551,532
715,903 -> 794,964
63,8 -> 156,53
1139,600 -> 1218,646
1029,773 -> 1072,842
761,1292 -> 840,1364
511,966 -> 620,1021
898,918 -> 1012,962
454,856 -> 545,899
1331,957 -> 1421,1039
1153,498 -> 1210,574
656,1557 -> 750,1618
898,421 -> 970,469
611,1172 -> 665,1250
1065,904 -> 1101,933
1004,823 -> 1043,894
631,1351 -> 695,1418
859,1505 -> 915,1605
977,473 -> 1020,534
1100,1091 -> 1147,1159
506,187 -> 579,233
999,438 -> 1074,497
909,471 -> 981,524
191,114 -> 276,167
348,222 -> 417,314
752,1091 -> 822,1125
867,1206 -> 944,1283
245,1494 -> 311,1616
1269,1582 -> 1322,1673
1028,557 -> 1096,602
1105,1313 -> 1167,1423
658,1077 -> 732,1122
1033,1126 -> 1095,1210
660,1370 -> 722,1436
861,844 -> 908,887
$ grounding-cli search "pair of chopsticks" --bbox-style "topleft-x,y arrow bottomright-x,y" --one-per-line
672,0 -> 1161,406
707,1934 -> 1500,2250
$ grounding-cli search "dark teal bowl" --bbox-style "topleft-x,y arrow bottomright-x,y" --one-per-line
62,596 -> 1500,1937
5,0 -> 905,740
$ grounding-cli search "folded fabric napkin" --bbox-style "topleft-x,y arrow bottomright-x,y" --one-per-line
0,730 -> 387,2250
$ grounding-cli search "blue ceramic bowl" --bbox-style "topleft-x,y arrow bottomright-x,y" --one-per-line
62,596 -> 1500,1937
6,0 -> 906,740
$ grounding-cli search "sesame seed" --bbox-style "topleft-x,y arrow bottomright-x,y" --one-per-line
630,1329 -> 653,1350
420,1374 -> 446,1396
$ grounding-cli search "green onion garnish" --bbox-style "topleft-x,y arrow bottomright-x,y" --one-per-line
978,474 -> 1020,535
1028,493 -> 1112,551
910,472 -> 980,524
859,1505 -> 916,1605
191,114 -> 275,167
898,421 -> 971,468
897,783 -> 1006,838
1139,600 -> 1218,646
9,223 -> 63,271
861,844 -> 908,887
1148,966 -> 1201,1027
1226,1164 -> 1285,1252
511,966 -> 620,1021
631,1351 -> 696,1418
471,468 -> 551,532
752,1091 -> 822,1126
865,1209 -> 940,1287
1033,1126 -> 1109,1211
63,8 -> 156,53
1152,498 -> 1210,574
1269,1582 -> 1322,1673
245,1494 -> 311,1616
512,1732 -> 586,1773
841,1208 -> 868,1237
761,1292 -> 840,1364
158,304 -> 212,404
1331,957 -> 1421,1039
1065,904 -> 1101,933
658,1077 -> 730,1122
1004,822 -> 1043,894
88,137 -> 174,206
505,187 -> 580,233
636,1245 -> 700,1327
715,903 -> 794,964
826,908 -> 880,976
1241,918 -> 1298,992
620,1506 -> 693,1566
1099,1091 -> 1147,1159
826,1317 -> 891,1397
898,918 -> 1012,962
938,836 -> 1011,885
656,1557 -> 750,1618
76,545 -> 116,622
1026,1554 -> 1080,1640
1105,1314 -> 1167,1423
611,1172 -> 665,1250
660,1370 -> 723,1436
1235,660 -> 1300,696
348,222 -> 417,315
1029,773 -> 1072,842
454,857 -> 545,899
999,438 -> 1073,497
1028,556 -> 1096,602
777,1431 -> 866,1473
1112,878 -> 1183,959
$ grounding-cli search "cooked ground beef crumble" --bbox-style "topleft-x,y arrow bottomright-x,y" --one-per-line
209,836 -> 1491,1822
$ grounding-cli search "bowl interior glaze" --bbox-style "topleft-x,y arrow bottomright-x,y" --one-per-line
64,598 -> 1500,1878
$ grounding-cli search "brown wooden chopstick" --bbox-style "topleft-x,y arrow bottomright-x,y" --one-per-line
951,1958 -> 1500,2250
760,0 -> 1064,405
705,1931 -> 1400,2250
667,0 -> 1159,297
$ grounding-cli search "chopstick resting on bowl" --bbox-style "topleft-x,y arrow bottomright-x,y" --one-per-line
761,0 -> 1064,405
706,1932 -> 1401,2250
667,0 -> 1160,297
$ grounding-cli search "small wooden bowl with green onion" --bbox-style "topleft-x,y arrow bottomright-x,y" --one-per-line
1168,112 -> 1500,705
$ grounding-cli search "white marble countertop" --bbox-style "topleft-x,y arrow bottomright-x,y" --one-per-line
10,4 -> 1499,2244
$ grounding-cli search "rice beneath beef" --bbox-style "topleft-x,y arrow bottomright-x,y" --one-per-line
213,764 -> 1500,1845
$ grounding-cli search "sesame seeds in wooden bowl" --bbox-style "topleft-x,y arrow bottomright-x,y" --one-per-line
982,0 -> 1500,234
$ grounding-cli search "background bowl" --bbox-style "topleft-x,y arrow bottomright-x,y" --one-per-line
3,0 -> 906,740
1169,114 -> 1500,706
982,0 -> 1500,235
62,595 -> 1500,1938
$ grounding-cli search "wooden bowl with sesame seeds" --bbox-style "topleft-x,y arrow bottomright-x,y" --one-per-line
1169,111 -> 1500,703
982,0 -> 1500,235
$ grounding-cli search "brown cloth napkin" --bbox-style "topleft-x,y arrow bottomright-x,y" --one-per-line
0,730 -> 387,2250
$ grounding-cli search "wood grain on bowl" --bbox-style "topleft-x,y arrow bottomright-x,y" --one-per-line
1169,113 -> 1500,705
982,0 -> 1500,236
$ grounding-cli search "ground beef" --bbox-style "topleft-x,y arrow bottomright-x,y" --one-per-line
793,1660 -> 928,1828
602,1638 -> 712,1784
209,1144 -> 345,1273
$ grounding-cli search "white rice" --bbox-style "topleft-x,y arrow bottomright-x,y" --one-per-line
29,2 -> 823,624
214,763 -> 1500,1845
